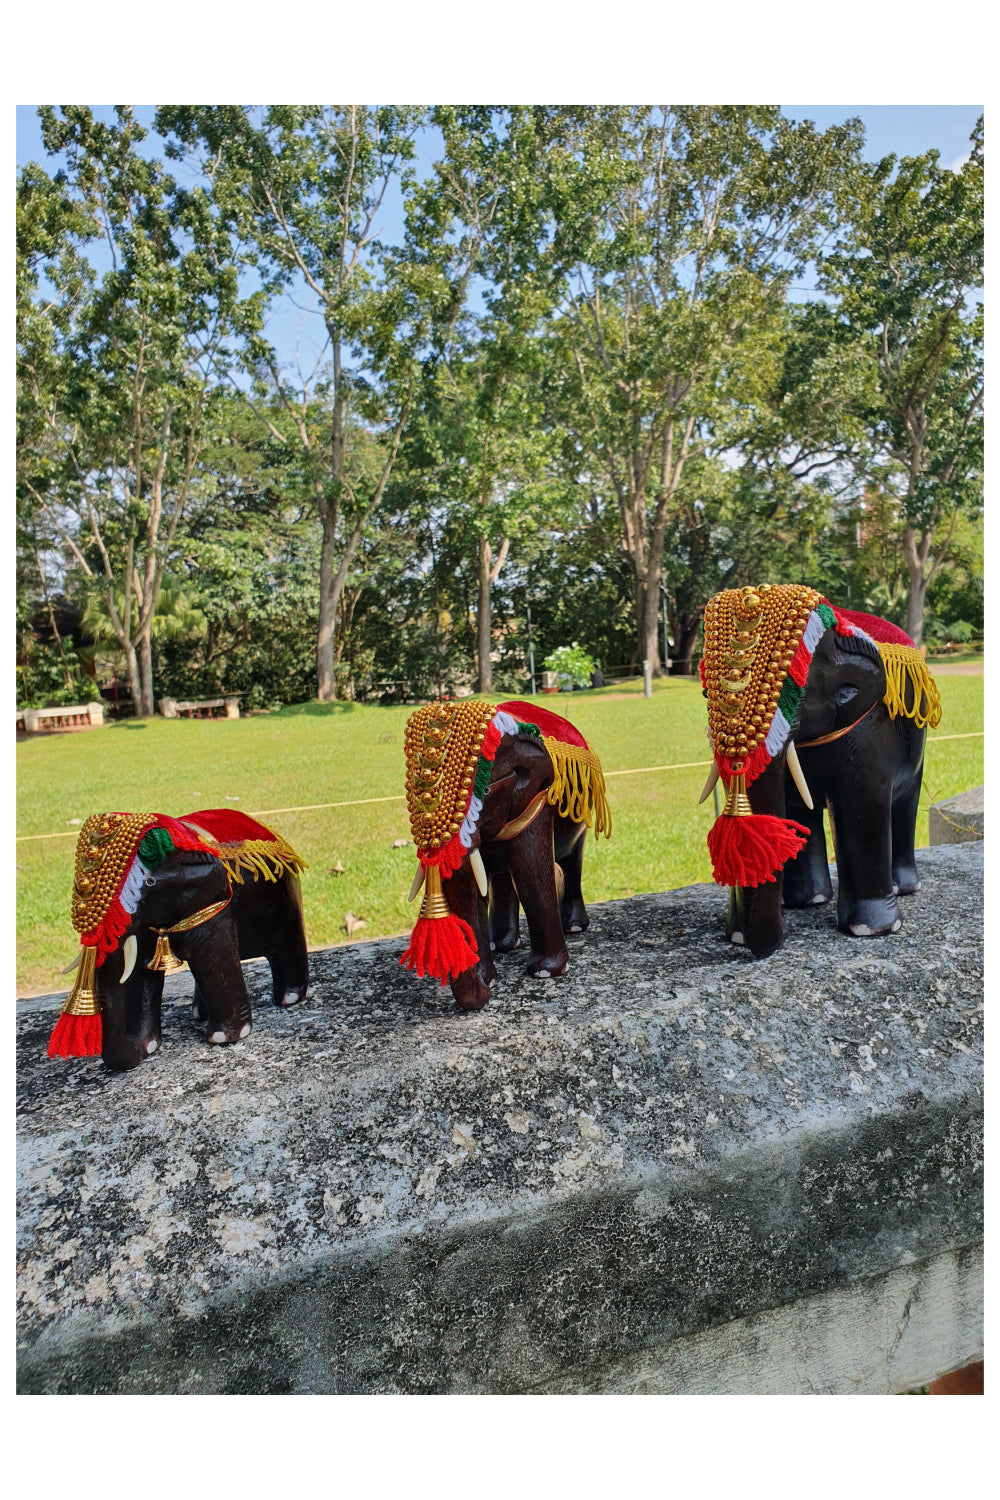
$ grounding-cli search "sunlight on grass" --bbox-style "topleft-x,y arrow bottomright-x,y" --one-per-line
16,675 -> 983,994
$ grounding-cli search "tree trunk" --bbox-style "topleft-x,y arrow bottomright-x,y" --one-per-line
635,573 -> 665,678
135,634 -> 155,718
902,522 -> 930,648
669,615 -> 701,676
316,511 -> 337,701
477,535 -> 493,694
122,640 -> 142,716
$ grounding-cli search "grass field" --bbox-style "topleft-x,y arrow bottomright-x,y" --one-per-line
16,673 -> 984,995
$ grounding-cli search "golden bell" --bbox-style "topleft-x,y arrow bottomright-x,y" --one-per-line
418,862 -> 451,922
146,933 -> 187,973
63,945 -> 99,1016
723,773 -> 753,818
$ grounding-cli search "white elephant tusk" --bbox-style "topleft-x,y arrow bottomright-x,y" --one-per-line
698,762 -> 721,804
469,847 -> 489,897
408,864 -> 426,902
785,741 -> 814,810
61,952 -> 82,975
120,934 -> 138,984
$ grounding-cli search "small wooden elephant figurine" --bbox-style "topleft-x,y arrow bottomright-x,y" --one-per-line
48,809 -> 309,1071
400,699 -> 611,1010
700,583 -> 942,956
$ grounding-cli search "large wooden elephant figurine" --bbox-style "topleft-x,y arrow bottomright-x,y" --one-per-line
700,583 -> 942,957
401,699 -> 611,1010
48,809 -> 309,1070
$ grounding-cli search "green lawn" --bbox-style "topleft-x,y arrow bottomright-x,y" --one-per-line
16,674 -> 984,995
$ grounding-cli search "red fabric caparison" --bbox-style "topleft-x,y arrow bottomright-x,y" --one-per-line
496,699 -> 588,748
180,808 -> 281,844
831,607 -> 914,647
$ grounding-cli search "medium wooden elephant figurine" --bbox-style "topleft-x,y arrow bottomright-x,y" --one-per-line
48,809 -> 309,1071
700,583 -> 942,957
400,699 -> 611,1010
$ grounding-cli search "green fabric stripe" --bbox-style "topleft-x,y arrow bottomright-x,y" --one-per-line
139,827 -> 174,866
816,601 -> 837,631
778,678 -> 803,723
473,759 -> 492,798
516,721 -> 541,736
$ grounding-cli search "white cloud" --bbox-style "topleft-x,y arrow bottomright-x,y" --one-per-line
949,153 -> 970,174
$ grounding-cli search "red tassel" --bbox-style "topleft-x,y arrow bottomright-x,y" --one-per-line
708,812 -> 810,888
47,1011 -> 102,1059
400,912 -> 479,985
82,896 -> 130,963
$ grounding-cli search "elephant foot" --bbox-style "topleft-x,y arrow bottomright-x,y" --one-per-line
453,966 -> 492,1011
892,865 -> 921,896
838,892 -> 901,938
276,983 -> 311,1008
207,1020 -> 252,1045
560,900 -> 589,935
525,948 -> 568,979
492,929 -> 521,954
102,1033 -> 161,1071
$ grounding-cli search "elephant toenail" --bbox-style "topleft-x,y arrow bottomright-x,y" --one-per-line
730,931 -> 744,945
209,1031 -> 227,1044
281,990 -> 301,1007
891,919 -> 901,932
239,1023 -> 251,1039
146,1039 -> 158,1054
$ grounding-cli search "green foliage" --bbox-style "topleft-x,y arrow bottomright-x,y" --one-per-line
543,643 -> 596,688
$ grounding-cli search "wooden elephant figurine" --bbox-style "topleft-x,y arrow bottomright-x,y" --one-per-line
48,809 -> 309,1070
401,699 -> 611,1010
700,584 -> 941,957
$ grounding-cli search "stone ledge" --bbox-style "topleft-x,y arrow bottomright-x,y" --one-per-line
929,787 -> 984,845
16,842 -> 983,1394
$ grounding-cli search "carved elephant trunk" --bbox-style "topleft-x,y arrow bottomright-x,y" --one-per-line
700,584 -> 942,957
48,809 -> 310,1070
401,699 -> 611,1010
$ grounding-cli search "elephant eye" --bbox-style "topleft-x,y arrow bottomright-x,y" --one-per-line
834,685 -> 859,705
513,764 -> 530,782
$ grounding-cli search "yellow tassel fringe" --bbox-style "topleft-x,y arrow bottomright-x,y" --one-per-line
214,836 -> 308,886
542,738 -> 612,838
878,644 -> 943,730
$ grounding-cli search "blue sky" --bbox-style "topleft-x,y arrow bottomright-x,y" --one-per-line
17,104 -> 982,371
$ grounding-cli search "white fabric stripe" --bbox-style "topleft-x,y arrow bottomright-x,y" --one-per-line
765,707 -> 791,759
493,710 -> 519,737
459,795 -> 484,849
118,855 -> 151,915
801,609 -> 826,654
851,625 -> 878,650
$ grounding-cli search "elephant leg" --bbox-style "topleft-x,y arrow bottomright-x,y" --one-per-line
192,982 -> 206,1022
828,784 -> 901,938
556,822 -> 589,934
180,918 -> 254,1044
444,862 -> 496,1012
507,812 -> 570,979
782,794 -> 833,909
101,955 -> 166,1072
890,775 -> 923,896
263,877 -> 311,1007
727,882 -> 785,957
488,859 -> 521,953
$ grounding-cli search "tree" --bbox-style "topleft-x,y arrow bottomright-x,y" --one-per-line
404,107 -> 569,691
537,106 -> 864,672
17,107 -> 238,715
158,105 -> 431,700
821,117 -> 984,645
